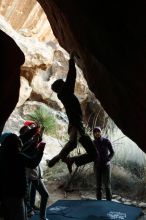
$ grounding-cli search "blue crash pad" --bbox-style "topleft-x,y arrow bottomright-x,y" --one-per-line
31,199 -> 142,220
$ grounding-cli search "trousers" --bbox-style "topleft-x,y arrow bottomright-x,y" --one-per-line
94,163 -> 112,200
59,125 -> 99,163
29,179 -> 49,219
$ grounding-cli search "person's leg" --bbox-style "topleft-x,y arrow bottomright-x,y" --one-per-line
59,125 -> 77,160
25,178 -> 31,211
26,180 -> 35,217
47,125 -> 77,168
79,134 -> 99,161
46,154 -> 60,167
69,154 -> 93,167
33,179 -> 49,220
94,163 -> 102,200
30,181 -> 37,209
102,165 -> 112,201
60,125 -> 78,173
64,126 -> 99,171
47,126 -> 78,170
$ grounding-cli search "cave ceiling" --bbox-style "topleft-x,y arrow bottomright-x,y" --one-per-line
0,0 -> 146,152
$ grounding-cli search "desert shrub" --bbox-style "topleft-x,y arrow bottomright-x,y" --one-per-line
67,163 -> 95,190
111,164 -> 137,193
116,160 -> 145,179
44,159 -> 95,191
113,146 -> 146,179
44,161 -> 69,181
112,133 -> 146,179
25,105 -> 57,136
111,164 -> 146,201
132,177 -> 146,201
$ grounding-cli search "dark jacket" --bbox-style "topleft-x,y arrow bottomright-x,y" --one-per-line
20,126 -> 42,156
20,127 -> 39,146
57,58 -> 83,127
0,146 -> 43,198
93,137 -> 114,166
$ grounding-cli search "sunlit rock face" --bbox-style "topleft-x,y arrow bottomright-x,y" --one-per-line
37,0 -> 146,152
0,1 -> 102,132
0,0 -> 146,152
0,0 -> 55,42
17,76 -> 32,107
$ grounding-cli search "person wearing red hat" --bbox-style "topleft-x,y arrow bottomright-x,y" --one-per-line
0,133 -> 45,220
19,121 -> 49,220
24,121 -> 35,126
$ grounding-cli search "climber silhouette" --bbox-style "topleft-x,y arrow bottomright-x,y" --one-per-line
46,51 -> 98,173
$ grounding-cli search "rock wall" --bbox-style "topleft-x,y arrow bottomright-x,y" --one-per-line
0,30 -> 24,133
37,0 -> 146,152
0,9 -> 100,132
0,1 -> 146,152
0,0 -> 54,41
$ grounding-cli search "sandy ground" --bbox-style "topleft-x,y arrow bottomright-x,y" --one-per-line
46,179 -> 84,206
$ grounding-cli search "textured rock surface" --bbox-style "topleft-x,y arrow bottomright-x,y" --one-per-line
0,29 -> 24,133
0,0 -> 54,41
37,0 -> 146,152
0,13 -> 93,122
0,1 -> 146,152
17,76 -> 32,107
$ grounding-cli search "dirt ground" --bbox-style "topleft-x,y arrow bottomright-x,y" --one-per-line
46,179 -> 87,206
44,179 -> 146,220
32,162 -> 146,220
43,161 -> 96,207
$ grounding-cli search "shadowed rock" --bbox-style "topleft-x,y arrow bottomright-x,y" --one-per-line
37,0 -> 146,151
0,30 -> 25,133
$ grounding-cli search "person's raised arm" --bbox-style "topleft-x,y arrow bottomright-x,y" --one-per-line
65,51 -> 77,93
